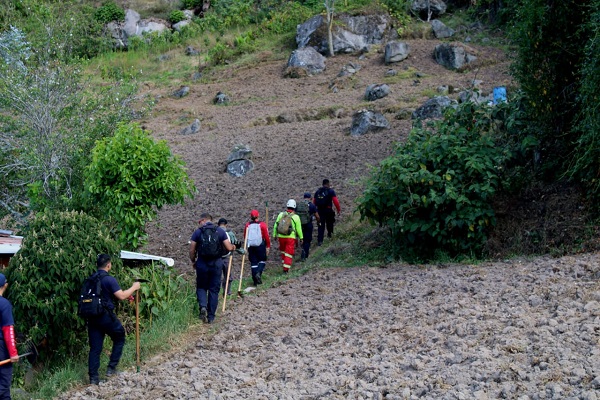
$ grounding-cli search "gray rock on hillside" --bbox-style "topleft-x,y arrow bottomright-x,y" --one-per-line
106,9 -> 169,49
411,0 -> 447,18
214,91 -> 230,104
364,84 -> 390,101
286,47 -> 327,76
384,41 -> 410,64
296,14 -> 394,56
431,19 -> 454,38
172,86 -> 189,98
434,43 -> 477,70
412,96 -> 456,119
179,119 -> 201,135
226,145 -> 254,177
350,110 -> 390,136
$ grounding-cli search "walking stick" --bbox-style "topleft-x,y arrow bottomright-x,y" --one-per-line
222,253 -> 233,311
237,226 -> 250,298
135,290 -> 140,372
133,278 -> 148,373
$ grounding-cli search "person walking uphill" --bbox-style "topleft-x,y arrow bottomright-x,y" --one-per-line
0,273 -> 18,399
314,179 -> 341,246
296,192 -> 320,261
273,200 -> 303,273
190,213 -> 235,324
217,218 -> 244,295
87,254 -> 140,385
244,209 -> 271,285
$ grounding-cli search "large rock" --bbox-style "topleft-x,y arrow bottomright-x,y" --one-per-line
179,119 -> 201,135
105,9 -> 169,49
431,19 -> 454,38
412,96 -> 456,119
434,43 -> 477,70
350,110 -> 390,136
227,145 -> 253,164
384,41 -> 410,64
411,0 -> 447,19
226,144 -> 254,177
296,14 -> 394,56
286,47 -> 327,76
364,84 -> 391,101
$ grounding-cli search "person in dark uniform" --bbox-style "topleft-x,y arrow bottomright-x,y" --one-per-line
0,273 -> 18,400
314,179 -> 341,246
189,213 -> 235,324
87,254 -> 140,385
299,192 -> 320,261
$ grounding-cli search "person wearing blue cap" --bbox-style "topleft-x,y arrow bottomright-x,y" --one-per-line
0,273 -> 19,399
296,192 -> 320,261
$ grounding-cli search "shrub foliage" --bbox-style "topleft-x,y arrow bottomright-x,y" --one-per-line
85,123 -> 195,249
5,210 -> 123,360
358,102 -> 521,260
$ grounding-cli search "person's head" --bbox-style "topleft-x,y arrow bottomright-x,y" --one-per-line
198,212 -> 212,227
303,192 -> 312,199
322,179 -> 330,187
97,254 -> 111,270
217,218 -> 228,227
0,273 -> 7,289
250,209 -> 259,221
286,199 -> 296,211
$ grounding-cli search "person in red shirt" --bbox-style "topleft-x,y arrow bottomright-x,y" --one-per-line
0,273 -> 18,399
314,179 -> 341,245
244,210 -> 271,285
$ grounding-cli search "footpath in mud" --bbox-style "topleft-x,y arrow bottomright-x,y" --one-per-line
61,252 -> 600,399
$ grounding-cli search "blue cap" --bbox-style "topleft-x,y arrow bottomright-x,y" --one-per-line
0,273 -> 6,286
304,192 -> 311,198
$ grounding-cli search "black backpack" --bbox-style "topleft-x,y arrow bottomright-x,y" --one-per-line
78,271 -> 107,319
197,225 -> 223,259
314,187 -> 331,208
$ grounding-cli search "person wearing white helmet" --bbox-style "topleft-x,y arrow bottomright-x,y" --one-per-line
273,199 -> 304,273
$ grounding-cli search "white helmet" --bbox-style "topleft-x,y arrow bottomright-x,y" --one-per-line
286,199 -> 297,209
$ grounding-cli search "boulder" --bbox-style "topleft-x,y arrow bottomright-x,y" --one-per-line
337,62 -> 361,78
227,160 -> 254,177
286,47 -> 327,76
295,14 -> 394,56
173,20 -> 191,32
384,41 -> 410,64
364,84 -> 391,101
431,19 -> 454,38
412,96 -> 456,119
172,86 -> 190,99
434,43 -> 477,70
106,9 -> 170,49
179,119 -> 201,135
214,91 -> 230,105
411,0 -> 447,19
350,110 -> 390,136
227,145 -> 253,163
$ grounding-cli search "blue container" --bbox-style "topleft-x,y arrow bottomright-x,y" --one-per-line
493,86 -> 507,104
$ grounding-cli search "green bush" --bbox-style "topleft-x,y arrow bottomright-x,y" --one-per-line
5,210 -> 123,361
94,1 -> 125,24
181,0 -> 202,9
259,2 -> 314,34
357,102 -> 520,260
85,122 -> 195,250
169,9 -> 186,24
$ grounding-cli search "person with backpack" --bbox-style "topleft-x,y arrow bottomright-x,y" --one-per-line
273,200 -> 303,273
85,254 -> 141,385
296,192 -> 320,261
314,179 -> 341,246
0,273 -> 18,399
243,209 -> 271,286
189,213 -> 235,324
217,218 -> 244,295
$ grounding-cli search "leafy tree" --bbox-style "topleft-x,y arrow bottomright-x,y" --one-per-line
85,123 -> 196,250
357,102 -> 524,260
4,210 -> 124,361
324,0 -> 336,56
0,27 -> 136,221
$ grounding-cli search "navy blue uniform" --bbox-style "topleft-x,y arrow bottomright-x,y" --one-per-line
0,297 -> 15,400
301,202 -> 318,260
191,222 -> 229,322
87,271 -> 125,383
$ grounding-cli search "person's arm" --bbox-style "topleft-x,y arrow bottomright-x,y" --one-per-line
332,196 -> 341,215
1,325 -> 18,361
189,240 -> 197,264
294,215 -> 304,241
273,213 -> 281,239
260,222 -> 271,249
113,281 -> 141,301
223,237 -> 235,252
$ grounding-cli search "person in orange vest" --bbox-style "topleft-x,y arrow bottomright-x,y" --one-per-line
273,199 -> 303,273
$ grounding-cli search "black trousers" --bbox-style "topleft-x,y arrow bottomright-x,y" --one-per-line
88,311 -> 125,380
301,222 -> 313,258
317,208 -> 335,244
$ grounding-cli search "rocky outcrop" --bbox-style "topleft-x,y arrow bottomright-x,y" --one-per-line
431,19 -> 454,39
296,14 -> 395,56
411,0 -> 447,19
105,9 -> 169,49
364,84 -> 391,101
434,43 -> 477,70
285,47 -> 327,76
350,110 -> 390,136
